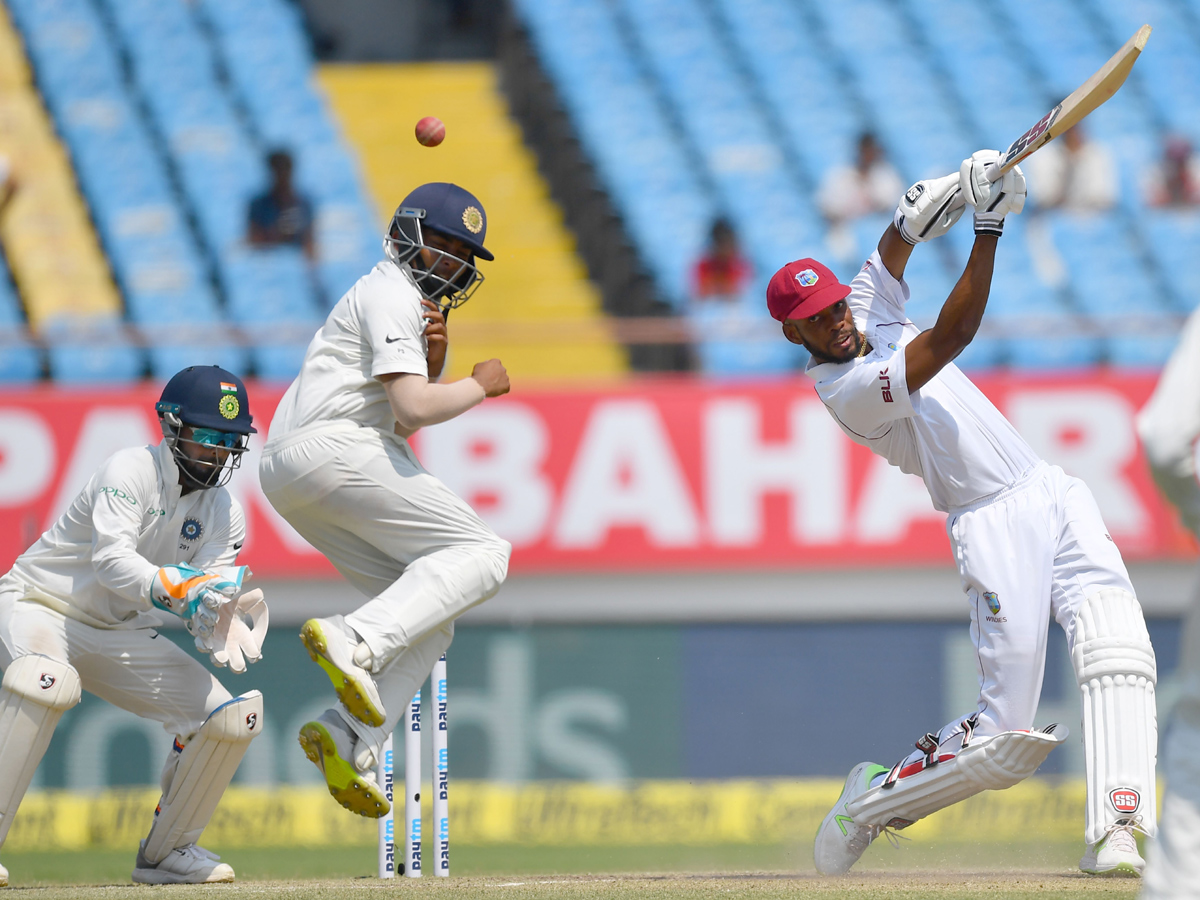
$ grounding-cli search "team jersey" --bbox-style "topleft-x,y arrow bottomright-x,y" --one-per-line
0,441 -> 245,629
806,250 -> 1040,512
269,260 -> 428,440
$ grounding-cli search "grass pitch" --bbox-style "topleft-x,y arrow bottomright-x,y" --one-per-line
1,840 -> 1143,899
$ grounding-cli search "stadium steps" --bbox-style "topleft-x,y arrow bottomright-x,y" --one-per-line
317,62 -> 628,381
0,1 -> 122,331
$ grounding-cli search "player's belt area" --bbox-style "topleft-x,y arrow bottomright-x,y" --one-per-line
847,724 -> 1068,829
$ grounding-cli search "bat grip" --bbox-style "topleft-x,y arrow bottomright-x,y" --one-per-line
984,161 -> 1003,183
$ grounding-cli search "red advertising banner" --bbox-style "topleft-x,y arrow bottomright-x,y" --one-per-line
0,372 -> 1193,576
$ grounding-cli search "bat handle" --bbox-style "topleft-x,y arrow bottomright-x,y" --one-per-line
984,161 -> 1003,183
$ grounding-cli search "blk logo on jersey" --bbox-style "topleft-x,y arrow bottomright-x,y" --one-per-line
1110,787 -> 1140,814
181,518 -> 203,542
39,673 -> 56,690
795,268 -> 819,287
878,367 -> 893,403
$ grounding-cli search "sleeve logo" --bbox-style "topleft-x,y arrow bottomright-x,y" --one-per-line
878,367 -> 893,403
99,486 -> 138,505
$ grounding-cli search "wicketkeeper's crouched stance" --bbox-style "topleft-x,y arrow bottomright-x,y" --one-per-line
0,366 -> 269,887
771,152 -> 1156,877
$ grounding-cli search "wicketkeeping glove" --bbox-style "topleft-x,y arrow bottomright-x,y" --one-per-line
148,564 -> 249,640
892,172 -> 966,245
204,586 -> 269,673
959,149 -> 1027,237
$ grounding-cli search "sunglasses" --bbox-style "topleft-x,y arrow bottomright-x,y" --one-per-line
190,428 -> 247,449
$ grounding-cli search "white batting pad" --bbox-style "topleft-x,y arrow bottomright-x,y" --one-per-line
142,691 -> 264,864
846,727 -> 1067,829
1072,588 -> 1158,844
0,656 -> 81,845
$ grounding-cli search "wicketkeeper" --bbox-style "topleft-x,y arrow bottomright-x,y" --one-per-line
0,366 -> 269,886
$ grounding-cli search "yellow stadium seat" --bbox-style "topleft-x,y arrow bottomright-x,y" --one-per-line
318,63 -> 628,381
0,2 -> 122,332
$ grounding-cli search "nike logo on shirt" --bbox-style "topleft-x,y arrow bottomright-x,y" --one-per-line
385,335 -> 405,343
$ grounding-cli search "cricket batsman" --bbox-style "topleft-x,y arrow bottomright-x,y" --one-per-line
1137,306 -> 1200,898
0,365 -> 269,885
769,151 -> 1156,876
258,182 -> 511,817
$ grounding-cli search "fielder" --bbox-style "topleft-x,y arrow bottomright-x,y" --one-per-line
258,182 -> 511,817
0,366 -> 268,886
768,151 -> 1156,876
1136,306 -> 1200,899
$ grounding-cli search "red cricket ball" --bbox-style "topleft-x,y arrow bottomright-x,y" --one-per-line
415,116 -> 446,148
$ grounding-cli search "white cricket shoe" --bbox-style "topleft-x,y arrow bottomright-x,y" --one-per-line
132,842 -> 234,884
814,761 -> 891,875
1,858 -> 8,887
1080,818 -> 1146,876
300,616 -> 386,727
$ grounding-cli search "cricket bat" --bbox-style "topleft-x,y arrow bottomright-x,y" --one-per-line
987,24 -> 1152,181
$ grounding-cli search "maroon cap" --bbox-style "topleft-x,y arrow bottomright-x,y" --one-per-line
766,258 -> 851,322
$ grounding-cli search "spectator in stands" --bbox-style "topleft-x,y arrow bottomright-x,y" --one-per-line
247,149 -> 315,259
1144,135 -> 1200,208
817,132 -> 904,265
1025,124 -> 1117,212
691,217 -> 752,303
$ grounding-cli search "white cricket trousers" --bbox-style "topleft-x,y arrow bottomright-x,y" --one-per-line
258,422 -> 510,740
0,587 -> 232,738
945,462 -> 1136,738
888,463 -> 1154,843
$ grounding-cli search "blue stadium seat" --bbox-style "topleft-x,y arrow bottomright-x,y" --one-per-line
43,318 -> 144,384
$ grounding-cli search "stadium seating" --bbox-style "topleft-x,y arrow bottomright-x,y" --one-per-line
318,62 -> 629,379
0,0 -> 128,382
1,0 -> 1196,381
509,0 -> 1198,373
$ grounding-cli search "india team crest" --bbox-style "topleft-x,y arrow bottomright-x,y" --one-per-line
462,205 -> 484,234
796,268 -> 819,287
218,394 -> 239,420
984,592 -> 1001,615
181,518 -> 203,542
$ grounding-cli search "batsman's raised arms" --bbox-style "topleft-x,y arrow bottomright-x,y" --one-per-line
988,23 -> 1151,182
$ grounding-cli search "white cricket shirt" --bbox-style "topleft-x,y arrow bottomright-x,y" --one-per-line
1,441 -> 245,628
269,260 -> 429,440
806,251 -> 1039,513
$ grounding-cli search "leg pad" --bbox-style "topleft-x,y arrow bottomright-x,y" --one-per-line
142,691 -> 263,863
847,727 -> 1067,828
0,656 -> 81,845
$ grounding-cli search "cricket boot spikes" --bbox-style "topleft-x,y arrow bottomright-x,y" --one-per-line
132,842 -> 234,884
1080,816 -> 1147,876
815,762 -> 893,875
300,616 -> 386,727
298,710 -> 389,818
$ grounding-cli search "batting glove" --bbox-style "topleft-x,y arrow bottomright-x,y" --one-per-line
893,173 -> 966,244
959,150 -> 1027,237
